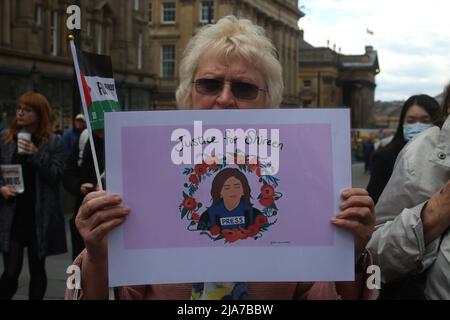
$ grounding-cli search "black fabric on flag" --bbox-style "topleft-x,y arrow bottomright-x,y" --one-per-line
76,49 -> 114,78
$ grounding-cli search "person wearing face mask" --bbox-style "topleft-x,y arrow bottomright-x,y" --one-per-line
367,83 -> 450,300
367,95 -> 442,205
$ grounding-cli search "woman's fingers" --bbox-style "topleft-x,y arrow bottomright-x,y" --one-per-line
76,192 -> 130,262
331,217 -> 373,261
341,188 -> 369,198
18,140 -> 36,154
340,194 -> 374,211
84,217 -> 128,244
1,186 -> 16,199
331,218 -> 364,234
85,206 -> 130,232
78,191 -> 122,220
336,206 -> 373,224
334,188 -> 375,261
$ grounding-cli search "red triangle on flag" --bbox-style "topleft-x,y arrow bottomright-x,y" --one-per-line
80,72 -> 92,109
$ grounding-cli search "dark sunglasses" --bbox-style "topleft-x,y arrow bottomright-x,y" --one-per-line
193,78 -> 267,100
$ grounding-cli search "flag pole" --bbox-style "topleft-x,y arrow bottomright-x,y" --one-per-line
68,35 -> 103,191
68,34 -> 114,300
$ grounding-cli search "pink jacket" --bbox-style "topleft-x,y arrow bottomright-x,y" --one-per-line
65,250 -> 376,300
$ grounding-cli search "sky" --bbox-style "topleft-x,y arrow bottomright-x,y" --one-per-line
299,0 -> 450,101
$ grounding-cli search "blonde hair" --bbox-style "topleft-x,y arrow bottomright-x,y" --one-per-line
176,15 -> 283,108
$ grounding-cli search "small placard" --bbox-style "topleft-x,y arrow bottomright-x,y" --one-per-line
0,164 -> 24,194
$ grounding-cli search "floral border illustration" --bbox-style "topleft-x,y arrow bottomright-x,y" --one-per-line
179,153 -> 282,243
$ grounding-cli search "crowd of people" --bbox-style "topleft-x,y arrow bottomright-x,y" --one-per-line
0,15 -> 449,300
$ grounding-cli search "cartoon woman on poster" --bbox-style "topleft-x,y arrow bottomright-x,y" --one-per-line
197,168 -> 264,232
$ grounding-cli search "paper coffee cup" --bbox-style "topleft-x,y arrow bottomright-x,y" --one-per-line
17,132 -> 31,154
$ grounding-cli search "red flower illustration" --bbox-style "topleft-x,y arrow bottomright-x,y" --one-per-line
191,212 -> 200,223
189,174 -> 200,185
256,167 -> 262,177
244,225 -> 260,237
235,228 -> 249,240
255,215 -> 269,226
194,164 -> 208,176
259,196 -> 274,207
210,225 -> 221,236
247,163 -> 258,172
183,197 -> 197,211
261,184 -> 275,198
223,229 -> 239,243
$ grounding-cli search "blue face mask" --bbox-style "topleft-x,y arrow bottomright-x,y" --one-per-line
403,123 -> 433,141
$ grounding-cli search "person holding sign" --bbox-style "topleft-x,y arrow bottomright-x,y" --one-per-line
69,16 -> 375,300
0,92 -> 66,300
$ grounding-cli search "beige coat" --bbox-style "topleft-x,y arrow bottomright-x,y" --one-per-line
367,115 -> 450,299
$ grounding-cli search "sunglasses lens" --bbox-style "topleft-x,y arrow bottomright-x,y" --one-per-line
231,82 -> 259,100
195,79 -> 223,96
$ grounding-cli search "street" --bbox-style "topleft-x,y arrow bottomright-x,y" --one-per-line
1,162 -> 370,300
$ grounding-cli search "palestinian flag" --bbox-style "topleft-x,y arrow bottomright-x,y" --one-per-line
70,45 -> 121,130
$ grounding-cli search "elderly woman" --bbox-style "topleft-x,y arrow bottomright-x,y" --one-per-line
68,16 -> 374,300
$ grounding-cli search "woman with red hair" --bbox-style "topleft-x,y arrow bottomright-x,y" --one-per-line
0,92 -> 66,300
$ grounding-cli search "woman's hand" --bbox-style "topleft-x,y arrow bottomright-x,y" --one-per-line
80,183 -> 95,195
332,188 -> 375,262
421,179 -> 450,244
75,191 -> 130,263
0,185 -> 17,200
18,139 -> 38,155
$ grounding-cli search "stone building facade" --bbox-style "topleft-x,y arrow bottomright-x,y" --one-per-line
0,0 -> 304,125
148,0 -> 304,108
298,33 -> 380,128
0,0 -> 155,128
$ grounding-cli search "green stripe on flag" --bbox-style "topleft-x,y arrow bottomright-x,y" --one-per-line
89,100 -> 120,130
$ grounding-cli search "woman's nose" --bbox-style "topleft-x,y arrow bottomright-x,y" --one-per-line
216,83 -> 237,109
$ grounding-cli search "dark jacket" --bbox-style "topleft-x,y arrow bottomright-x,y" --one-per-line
0,131 -> 67,258
366,146 -> 400,204
63,133 -> 105,212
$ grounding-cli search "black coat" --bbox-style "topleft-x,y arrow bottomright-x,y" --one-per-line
63,134 -> 105,216
366,146 -> 400,204
0,132 -> 67,258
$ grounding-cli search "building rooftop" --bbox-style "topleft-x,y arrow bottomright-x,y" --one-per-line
299,42 -> 380,73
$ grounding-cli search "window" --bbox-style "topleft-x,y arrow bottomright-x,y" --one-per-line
303,80 -> 312,89
200,1 -> 214,23
134,0 -> 140,11
148,1 -> 152,23
97,26 -> 103,54
137,33 -> 143,70
161,45 -> 175,78
161,2 -> 176,23
35,5 -> 42,27
50,11 -> 58,56
323,76 -> 333,85
303,100 -> 312,107
86,21 -> 92,37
